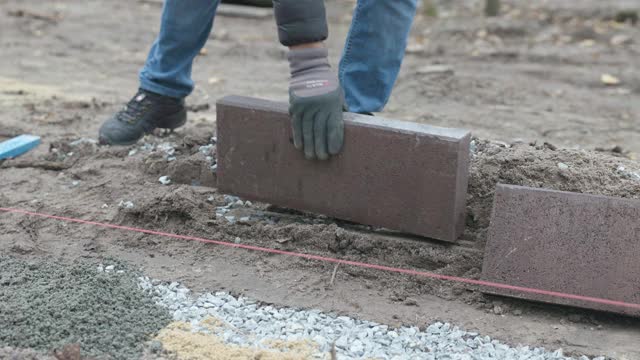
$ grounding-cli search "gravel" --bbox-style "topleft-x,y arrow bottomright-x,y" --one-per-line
215,195 -> 255,224
0,346 -> 53,360
0,255 -> 609,359
136,141 -> 178,162
139,278 -> 605,360
0,257 -> 172,359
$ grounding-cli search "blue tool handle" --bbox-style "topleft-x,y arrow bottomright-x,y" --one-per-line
0,135 -> 41,160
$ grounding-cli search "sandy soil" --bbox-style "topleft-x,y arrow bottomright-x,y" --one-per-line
1,0 -> 639,358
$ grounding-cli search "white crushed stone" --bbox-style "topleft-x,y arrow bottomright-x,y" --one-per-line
158,176 -> 171,185
198,142 -> 217,171
118,200 -> 134,209
215,195 -> 255,224
616,165 -> 640,181
138,142 -> 177,162
137,277 -> 605,360
199,144 -> 214,155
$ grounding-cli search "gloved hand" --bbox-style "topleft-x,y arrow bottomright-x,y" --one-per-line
288,47 -> 344,160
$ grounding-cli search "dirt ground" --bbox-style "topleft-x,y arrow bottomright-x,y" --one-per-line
1,0 -> 639,358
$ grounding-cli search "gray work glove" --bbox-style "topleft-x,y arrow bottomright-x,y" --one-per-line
288,47 -> 344,160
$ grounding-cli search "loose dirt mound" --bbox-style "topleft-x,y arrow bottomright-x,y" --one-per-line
467,140 -> 640,244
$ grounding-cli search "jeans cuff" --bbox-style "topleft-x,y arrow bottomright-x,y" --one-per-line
139,75 -> 189,99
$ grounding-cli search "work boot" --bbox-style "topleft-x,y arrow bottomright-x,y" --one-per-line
98,89 -> 187,146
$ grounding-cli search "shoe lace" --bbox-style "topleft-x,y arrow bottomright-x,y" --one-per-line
117,92 -> 152,125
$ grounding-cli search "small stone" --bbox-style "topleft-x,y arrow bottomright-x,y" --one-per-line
234,237 -> 241,244
610,34 -> 632,46
404,299 -> 418,306
159,176 -> 171,185
149,340 -> 163,353
244,319 -> 258,330
470,140 -> 477,154
312,335 -> 326,347
335,335 -> 349,349
405,43 -> 425,54
552,348 -> 564,357
199,145 -> 214,154
557,162 -> 569,170
104,265 -> 115,272
118,200 -> 134,209
493,305 -> 503,315
349,340 -> 365,356
224,195 -> 239,203
416,65 -> 454,76
601,73 -> 621,86
513,309 -> 523,316
222,303 -> 236,315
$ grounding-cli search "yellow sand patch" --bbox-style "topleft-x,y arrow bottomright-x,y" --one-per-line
156,318 -> 326,360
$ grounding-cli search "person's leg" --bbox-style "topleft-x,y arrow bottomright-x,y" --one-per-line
139,0 -> 221,99
99,0 -> 220,145
338,0 -> 418,114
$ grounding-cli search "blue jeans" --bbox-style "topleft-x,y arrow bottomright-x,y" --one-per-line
140,0 -> 417,113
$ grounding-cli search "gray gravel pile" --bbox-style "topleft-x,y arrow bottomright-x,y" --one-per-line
139,277 -> 604,360
0,346 -> 53,360
0,257 -> 172,359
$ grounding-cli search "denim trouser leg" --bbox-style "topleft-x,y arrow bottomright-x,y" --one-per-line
139,0 -> 221,99
339,0 -> 418,113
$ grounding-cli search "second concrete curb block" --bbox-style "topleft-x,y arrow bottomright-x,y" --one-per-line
482,184 -> 640,317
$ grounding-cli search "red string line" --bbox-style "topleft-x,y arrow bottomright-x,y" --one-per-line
1,207 -> 638,311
